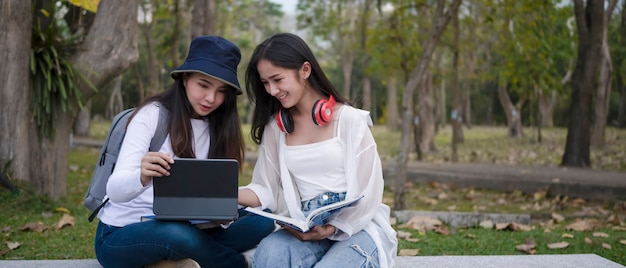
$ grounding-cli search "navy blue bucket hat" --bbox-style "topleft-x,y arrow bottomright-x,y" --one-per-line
171,36 -> 242,94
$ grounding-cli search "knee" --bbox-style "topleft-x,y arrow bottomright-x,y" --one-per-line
254,232 -> 292,261
155,222 -> 204,248
350,244 -> 379,268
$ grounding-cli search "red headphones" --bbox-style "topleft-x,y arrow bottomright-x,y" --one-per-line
276,95 -> 336,133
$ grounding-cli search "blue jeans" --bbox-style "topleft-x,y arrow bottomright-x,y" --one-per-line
95,209 -> 275,268
254,192 -> 380,268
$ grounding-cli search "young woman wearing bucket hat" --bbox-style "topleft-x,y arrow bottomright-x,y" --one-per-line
93,36 -> 275,268
239,33 -> 397,268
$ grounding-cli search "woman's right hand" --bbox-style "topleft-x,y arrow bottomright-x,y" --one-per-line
140,152 -> 174,186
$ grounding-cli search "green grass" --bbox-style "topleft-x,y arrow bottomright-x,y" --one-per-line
397,226 -> 624,260
0,122 -> 624,263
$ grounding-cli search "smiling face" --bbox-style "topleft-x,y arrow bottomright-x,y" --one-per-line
183,72 -> 228,118
257,59 -> 311,109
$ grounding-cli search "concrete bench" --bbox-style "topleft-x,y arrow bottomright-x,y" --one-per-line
0,254 -> 622,267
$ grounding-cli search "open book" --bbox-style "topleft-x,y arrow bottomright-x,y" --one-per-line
244,195 -> 364,232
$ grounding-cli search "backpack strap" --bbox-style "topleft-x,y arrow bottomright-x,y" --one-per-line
88,104 -> 169,222
150,104 -> 169,152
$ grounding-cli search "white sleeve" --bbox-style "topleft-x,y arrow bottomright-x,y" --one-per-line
327,108 -> 384,239
106,103 -> 162,203
240,121 -> 286,214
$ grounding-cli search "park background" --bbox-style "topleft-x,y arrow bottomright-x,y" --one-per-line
0,0 -> 625,264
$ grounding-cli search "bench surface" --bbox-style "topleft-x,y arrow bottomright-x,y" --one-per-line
0,254 -> 622,268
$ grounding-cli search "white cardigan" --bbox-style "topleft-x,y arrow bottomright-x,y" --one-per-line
242,105 -> 397,268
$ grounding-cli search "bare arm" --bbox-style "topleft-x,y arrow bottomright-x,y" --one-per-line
238,188 -> 261,207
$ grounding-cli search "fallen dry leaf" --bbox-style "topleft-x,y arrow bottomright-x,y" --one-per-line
495,222 -> 509,230
602,243 -> 611,249
551,213 -> 565,223
399,216 -> 442,232
607,214 -> 620,225
533,188 -> 548,201
515,238 -> 537,254
619,240 -> 626,245
565,219 -> 598,231
6,241 -> 20,250
571,198 -> 586,206
584,237 -> 593,244
510,222 -> 532,231
561,233 -> 574,239
396,231 -> 412,239
406,237 -> 420,242
21,222 -> 47,233
479,220 -> 494,229
434,226 -> 449,235
592,232 -> 609,238
54,214 -> 75,230
547,241 -> 569,249
69,164 -> 79,172
398,249 -> 419,256
465,233 -> 476,239
55,207 -> 70,214
419,196 -> 438,205
494,222 -> 531,231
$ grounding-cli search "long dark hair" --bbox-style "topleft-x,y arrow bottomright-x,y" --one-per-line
245,33 -> 350,144
131,75 -> 244,166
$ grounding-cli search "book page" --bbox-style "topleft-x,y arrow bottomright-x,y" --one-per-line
244,195 -> 364,232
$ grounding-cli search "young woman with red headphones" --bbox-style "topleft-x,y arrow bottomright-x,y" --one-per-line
239,33 -> 397,268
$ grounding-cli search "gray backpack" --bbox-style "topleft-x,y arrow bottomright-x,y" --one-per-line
85,105 -> 168,222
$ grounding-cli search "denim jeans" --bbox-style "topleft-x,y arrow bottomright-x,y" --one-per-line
254,192 -> 380,268
94,208 -> 274,268
301,192 -> 347,226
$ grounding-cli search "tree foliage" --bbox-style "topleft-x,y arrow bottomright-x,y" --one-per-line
30,6 -> 94,140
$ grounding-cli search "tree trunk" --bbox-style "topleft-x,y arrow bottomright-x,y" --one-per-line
170,0 -> 183,68
486,81 -> 495,125
13,0 -> 139,198
538,89 -> 557,127
434,50 -> 446,131
415,71 -> 437,155
341,54 -> 354,99
138,3 -> 160,98
73,100 -> 92,137
590,41 -> 611,146
192,0 -> 216,37
497,80 -> 524,138
618,73 -> 626,128
562,0 -> 605,168
386,76 -> 400,131
394,0 -> 461,210
106,75 -> 124,119
590,0 -> 617,147
134,63 -> 146,103
617,1 -> 626,128
437,77 -> 447,131
362,76 -> 372,112
0,0 -> 33,187
463,83 -> 472,128
451,7 -> 462,162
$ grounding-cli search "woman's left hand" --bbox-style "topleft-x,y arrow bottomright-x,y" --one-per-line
279,223 -> 336,241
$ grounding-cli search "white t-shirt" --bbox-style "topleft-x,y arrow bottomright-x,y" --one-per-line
285,137 -> 346,201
